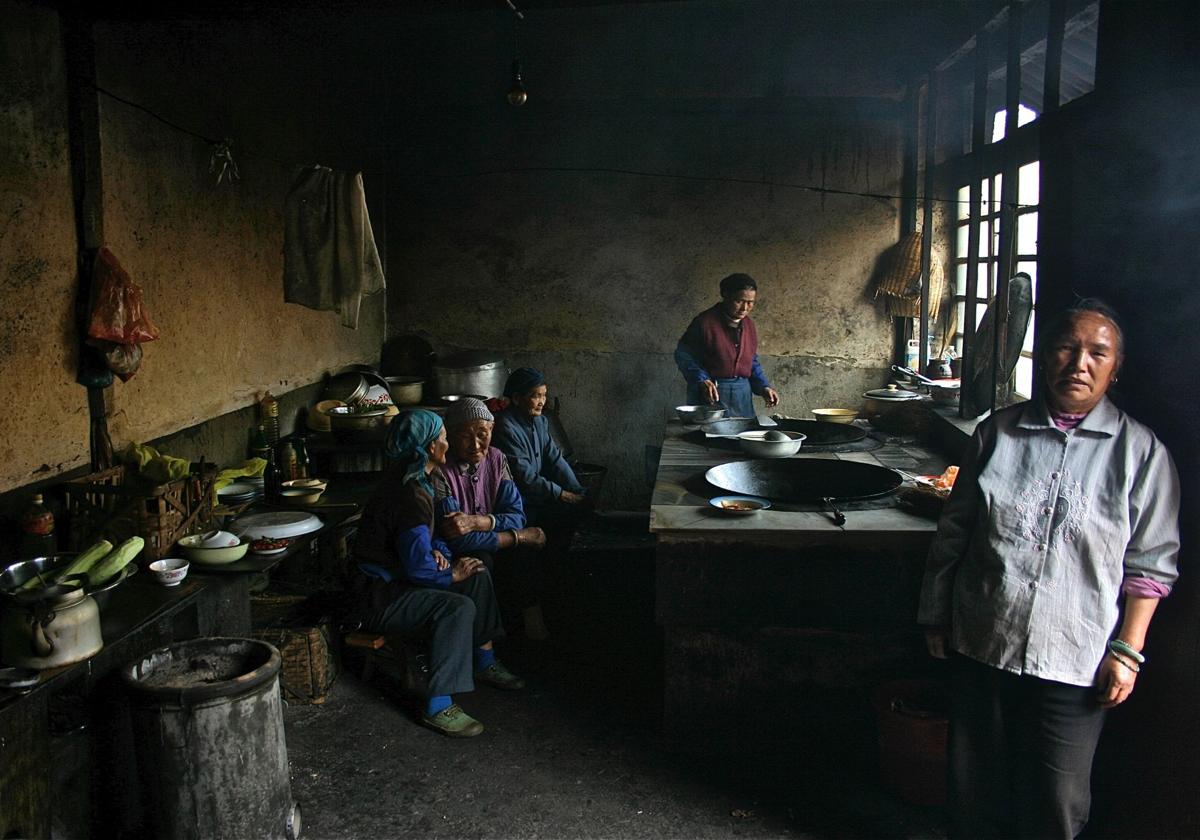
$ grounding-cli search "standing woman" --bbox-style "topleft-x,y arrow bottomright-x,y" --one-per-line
674,272 -> 780,418
352,410 -> 525,739
918,300 -> 1180,838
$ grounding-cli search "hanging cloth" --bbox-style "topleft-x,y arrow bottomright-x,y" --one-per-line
283,166 -> 386,329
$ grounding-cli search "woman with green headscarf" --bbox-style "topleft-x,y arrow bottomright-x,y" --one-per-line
353,409 -> 525,737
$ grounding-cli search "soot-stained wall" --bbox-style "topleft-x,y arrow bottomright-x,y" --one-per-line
1037,3 -> 1200,834
385,2 -> 936,505
0,2 -> 385,493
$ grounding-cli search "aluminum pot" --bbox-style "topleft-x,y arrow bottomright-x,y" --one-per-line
433,352 -> 507,399
862,385 -> 924,430
385,376 -> 424,406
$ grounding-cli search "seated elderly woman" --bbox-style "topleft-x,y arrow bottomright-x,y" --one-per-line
432,397 -> 547,634
919,299 -> 1180,838
492,367 -> 587,515
352,409 -> 525,739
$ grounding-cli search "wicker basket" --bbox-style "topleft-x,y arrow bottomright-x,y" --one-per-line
60,464 -> 216,561
874,231 -> 947,320
253,625 -> 337,705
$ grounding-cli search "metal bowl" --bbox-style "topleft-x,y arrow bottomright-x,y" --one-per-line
736,430 -> 806,458
327,405 -> 394,442
0,555 -> 70,596
438,393 -> 488,407
811,408 -> 859,424
675,404 -> 727,424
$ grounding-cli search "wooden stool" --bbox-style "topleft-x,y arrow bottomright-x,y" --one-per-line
344,632 -> 388,680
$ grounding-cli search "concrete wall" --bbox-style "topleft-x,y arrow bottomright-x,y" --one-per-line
0,1 -> 386,494
384,1 -> 939,506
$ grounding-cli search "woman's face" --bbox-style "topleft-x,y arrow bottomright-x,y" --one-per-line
425,427 -> 449,468
448,420 -> 493,465
513,384 -> 548,418
1043,312 -> 1123,414
721,288 -> 756,322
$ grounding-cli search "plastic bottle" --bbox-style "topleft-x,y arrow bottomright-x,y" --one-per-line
19,493 -> 57,558
260,391 -> 280,446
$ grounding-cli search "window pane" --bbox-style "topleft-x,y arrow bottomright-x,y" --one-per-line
1059,2 -> 1098,108
957,225 -> 969,258
976,302 -> 988,328
977,263 -> 991,299
956,263 -> 968,295
1015,355 -> 1033,398
1017,211 -> 1039,255
957,186 -> 971,221
1019,161 -> 1040,206
990,174 -> 1003,213
978,223 -> 991,258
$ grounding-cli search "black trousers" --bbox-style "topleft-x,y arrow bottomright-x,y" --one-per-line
475,549 -> 539,612
366,571 -> 504,698
949,655 -> 1108,840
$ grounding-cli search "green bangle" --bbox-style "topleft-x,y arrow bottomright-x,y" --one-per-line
1108,638 -> 1145,664
1109,650 -> 1141,673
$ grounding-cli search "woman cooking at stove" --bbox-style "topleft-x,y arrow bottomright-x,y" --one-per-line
674,272 -> 780,419
919,299 -> 1180,839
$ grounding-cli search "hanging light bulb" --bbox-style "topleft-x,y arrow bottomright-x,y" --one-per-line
507,59 -> 528,107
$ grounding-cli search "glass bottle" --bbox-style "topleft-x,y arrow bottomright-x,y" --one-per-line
292,434 -> 310,479
264,446 -> 283,503
248,424 -> 270,462
278,441 -> 298,483
19,493 -> 57,558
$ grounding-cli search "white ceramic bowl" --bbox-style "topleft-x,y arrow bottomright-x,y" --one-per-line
199,529 -> 240,548
148,558 -> 190,586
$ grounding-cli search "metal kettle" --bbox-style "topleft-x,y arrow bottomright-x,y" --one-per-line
1,585 -> 103,669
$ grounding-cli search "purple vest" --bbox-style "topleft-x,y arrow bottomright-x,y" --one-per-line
698,305 -> 757,379
438,447 -> 507,515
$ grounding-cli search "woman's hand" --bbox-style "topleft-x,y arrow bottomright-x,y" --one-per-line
432,550 -> 450,571
438,511 -> 486,540
451,556 -> 486,583
1096,652 -> 1138,708
702,379 -> 720,404
763,387 -> 780,408
560,490 -> 585,505
924,626 -> 950,659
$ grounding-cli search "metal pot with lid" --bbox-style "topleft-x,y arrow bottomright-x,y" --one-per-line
433,351 -> 507,399
862,384 -> 925,431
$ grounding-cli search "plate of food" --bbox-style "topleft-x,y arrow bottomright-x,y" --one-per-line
250,537 -> 293,556
708,495 -> 772,515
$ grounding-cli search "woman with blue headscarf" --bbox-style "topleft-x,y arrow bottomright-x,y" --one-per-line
353,409 -> 524,737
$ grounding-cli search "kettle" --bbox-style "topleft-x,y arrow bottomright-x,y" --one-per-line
1,584 -> 103,669
925,358 -> 953,380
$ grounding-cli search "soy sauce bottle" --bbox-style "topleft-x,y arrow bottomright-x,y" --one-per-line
264,446 -> 283,503
19,493 -> 57,558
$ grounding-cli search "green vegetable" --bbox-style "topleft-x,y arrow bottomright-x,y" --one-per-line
87,536 -> 144,586
19,540 -> 113,591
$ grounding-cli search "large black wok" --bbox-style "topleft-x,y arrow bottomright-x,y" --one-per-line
705,458 -> 902,504
702,418 -> 866,447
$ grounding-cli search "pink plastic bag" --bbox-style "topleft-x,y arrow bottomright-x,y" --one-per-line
87,247 -> 160,345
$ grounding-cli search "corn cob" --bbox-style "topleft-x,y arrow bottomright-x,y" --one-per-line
87,536 -> 144,586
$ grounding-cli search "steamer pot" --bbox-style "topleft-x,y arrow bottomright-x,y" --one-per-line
433,352 -> 507,399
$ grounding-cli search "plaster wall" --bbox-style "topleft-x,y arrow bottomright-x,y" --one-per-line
386,3 -> 912,506
0,2 -> 386,493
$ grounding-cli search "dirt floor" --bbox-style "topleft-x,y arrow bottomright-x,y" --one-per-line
282,513 -> 947,839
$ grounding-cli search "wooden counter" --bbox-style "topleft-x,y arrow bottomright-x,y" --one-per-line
649,419 -> 948,755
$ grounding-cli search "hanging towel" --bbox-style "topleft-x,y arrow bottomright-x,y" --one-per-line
283,166 -> 386,329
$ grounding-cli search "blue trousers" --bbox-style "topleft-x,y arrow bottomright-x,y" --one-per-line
686,376 -> 755,419
367,571 -> 504,698
949,655 -> 1108,840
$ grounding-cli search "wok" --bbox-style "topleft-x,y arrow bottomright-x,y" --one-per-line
705,458 -> 902,504
702,418 -> 866,447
